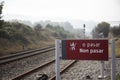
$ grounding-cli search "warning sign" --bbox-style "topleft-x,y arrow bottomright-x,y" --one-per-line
62,39 -> 108,60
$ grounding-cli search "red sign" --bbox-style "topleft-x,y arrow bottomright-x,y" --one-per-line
62,39 -> 108,60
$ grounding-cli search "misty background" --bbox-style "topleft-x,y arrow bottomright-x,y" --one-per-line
2,0 -> 120,36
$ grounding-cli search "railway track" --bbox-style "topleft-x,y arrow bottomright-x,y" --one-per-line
1,45 -> 119,80
0,45 -> 55,65
49,60 -> 77,80
12,59 -> 55,80
11,59 -> 76,80
0,47 -> 75,80
0,45 -> 77,80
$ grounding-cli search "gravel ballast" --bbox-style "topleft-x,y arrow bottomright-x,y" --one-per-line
0,50 -> 120,80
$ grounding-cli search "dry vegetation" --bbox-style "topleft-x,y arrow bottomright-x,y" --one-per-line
116,38 -> 120,57
0,35 -> 54,57
109,38 -> 120,58
0,21 -> 74,57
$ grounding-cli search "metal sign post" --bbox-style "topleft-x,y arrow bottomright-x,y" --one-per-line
97,33 -> 106,79
111,39 -> 116,80
98,61 -> 105,79
55,39 -> 61,80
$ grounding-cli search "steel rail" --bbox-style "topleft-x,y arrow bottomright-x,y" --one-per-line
49,60 -> 77,80
0,45 -> 54,60
0,46 -> 55,65
12,60 -> 76,80
12,59 -> 55,80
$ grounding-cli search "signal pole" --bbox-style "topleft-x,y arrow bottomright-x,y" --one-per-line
83,24 -> 85,39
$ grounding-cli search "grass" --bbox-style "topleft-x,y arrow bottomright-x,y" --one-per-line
116,38 -> 120,58
106,74 -> 120,80
0,38 -> 54,57
116,74 -> 120,80
116,47 -> 120,58
109,38 -> 120,58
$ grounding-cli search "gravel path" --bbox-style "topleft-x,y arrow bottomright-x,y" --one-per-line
0,51 -> 55,80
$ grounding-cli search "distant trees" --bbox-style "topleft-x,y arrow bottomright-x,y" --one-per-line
0,1 -> 4,27
34,23 -> 42,31
0,1 -> 73,43
45,24 -> 73,38
110,24 -> 120,37
92,22 -> 110,38
46,24 -> 54,29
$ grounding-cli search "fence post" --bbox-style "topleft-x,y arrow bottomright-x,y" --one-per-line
55,39 -> 61,80
111,39 -> 116,80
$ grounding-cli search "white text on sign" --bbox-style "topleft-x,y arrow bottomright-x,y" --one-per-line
79,48 -> 104,54
82,43 -> 100,48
